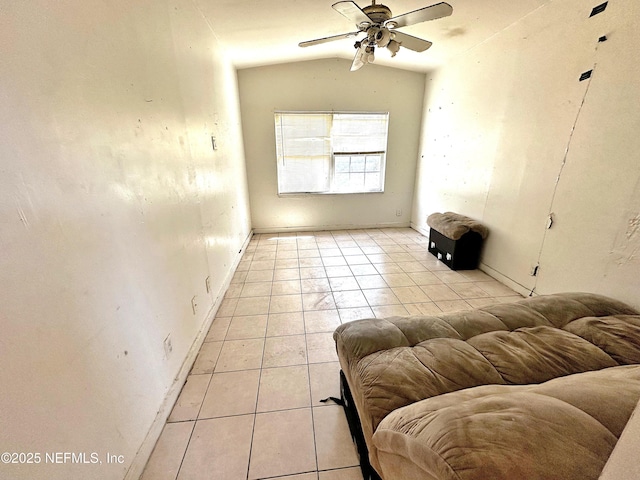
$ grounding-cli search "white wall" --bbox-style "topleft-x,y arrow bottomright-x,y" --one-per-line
412,0 -> 640,310
0,1 -> 251,479
238,58 -> 425,232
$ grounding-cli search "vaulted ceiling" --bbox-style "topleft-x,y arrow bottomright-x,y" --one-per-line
195,0 -> 550,72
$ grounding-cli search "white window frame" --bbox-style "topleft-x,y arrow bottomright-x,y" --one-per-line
274,111 -> 389,195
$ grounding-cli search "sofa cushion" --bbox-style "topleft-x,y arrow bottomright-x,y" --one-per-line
334,292 -> 640,473
374,365 -> 640,480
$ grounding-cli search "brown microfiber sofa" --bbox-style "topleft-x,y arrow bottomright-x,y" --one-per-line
333,292 -> 640,480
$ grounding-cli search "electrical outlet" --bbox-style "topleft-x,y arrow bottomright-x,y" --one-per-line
163,335 -> 172,359
191,296 -> 198,315
205,276 -> 211,294
396,209 -> 402,217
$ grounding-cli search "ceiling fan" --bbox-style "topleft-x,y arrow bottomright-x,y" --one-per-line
299,1 -> 453,71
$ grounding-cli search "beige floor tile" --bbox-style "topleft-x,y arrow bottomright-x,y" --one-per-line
434,270 -> 470,284
237,259 -> 251,271
318,467 -> 364,480
466,297 -> 499,308
366,253 -> 394,264
217,297 -> 238,317
253,250 -> 277,260
302,292 -> 336,311
304,310 -> 341,333
191,341 -> 222,374
349,264 -> 378,275
338,307 -> 375,322
391,285 -> 431,303
309,362 -> 341,406
270,294 -> 303,313
325,266 -> 353,277
300,257 -> 324,268
449,282 -> 492,299
388,252 -> 415,263
313,405 -> 360,470
225,315 -> 268,340
276,249 -> 299,259
235,296 -> 271,316
307,333 -> 339,363
319,247 -> 342,257
344,255 -> 370,265
141,421 -> 194,480
355,274 -> 388,289
271,473 -> 318,480
333,290 -> 369,309
230,270 -> 248,284
396,261 -> 429,273
300,266 -> 327,279
224,283 -> 243,298
178,415 -> 253,480
322,256 -> 348,267
248,409 -> 316,479
263,335 -> 308,367
360,245 -> 385,254
372,305 -> 410,318
257,365 -> 311,412
274,268 -> 301,281
373,264 -> 405,276
267,312 -> 305,337
245,269 -> 275,283
168,374 -> 211,422
301,278 -> 332,293
404,302 -> 443,316
380,273 -> 415,287
205,317 -> 231,342
199,369 -> 260,419
420,283 -> 461,301
460,269 -> 493,281
362,288 -> 401,306
249,259 -> 276,271
272,279 -> 302,295
407,271 -> 442,285
275,258 -> 300,269
479,280 -> 522,297
328,276 -> 359,291
298,248 -> 320,258
435,299 -> 473,313
341,247 -> 363,256
214,338 -> 264,372
240,282 -> 272,298
380,244 -> 405,253
422,256 -> 450,270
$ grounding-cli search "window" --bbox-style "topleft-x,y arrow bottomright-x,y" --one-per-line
274,111 -> 389,194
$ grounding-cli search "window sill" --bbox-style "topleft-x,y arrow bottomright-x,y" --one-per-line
277,190 -> 384,197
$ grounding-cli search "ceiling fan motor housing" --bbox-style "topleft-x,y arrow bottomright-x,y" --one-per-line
362,3 -> 392,24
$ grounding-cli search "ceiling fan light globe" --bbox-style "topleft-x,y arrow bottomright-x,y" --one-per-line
387,39 -> 401,57
375,28 -> 392,47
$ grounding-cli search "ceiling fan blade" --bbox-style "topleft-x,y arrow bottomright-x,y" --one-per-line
392,31 -> 433,52
350,44 -> 367,71
299,31 -> 361,48
332,1 -> 373,27
387,2 -> 453,28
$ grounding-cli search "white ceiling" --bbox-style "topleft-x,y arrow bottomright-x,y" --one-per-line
195,0 -> 550,72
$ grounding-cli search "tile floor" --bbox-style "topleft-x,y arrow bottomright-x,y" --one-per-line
141,228 -> 521,480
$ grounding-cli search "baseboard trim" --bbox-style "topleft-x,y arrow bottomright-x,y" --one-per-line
253,221 -> 411,234
478,262 -> 533,298
124,229 -> 254,480
410,221 -> 430,237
